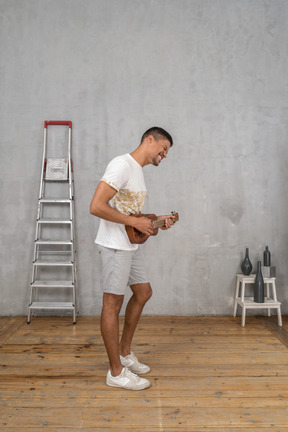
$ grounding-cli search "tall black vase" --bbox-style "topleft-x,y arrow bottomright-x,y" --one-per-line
254,261 -> 265,303
241,248 -> 253,275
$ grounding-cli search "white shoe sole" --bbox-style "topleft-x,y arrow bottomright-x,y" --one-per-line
106,378 -> 151,391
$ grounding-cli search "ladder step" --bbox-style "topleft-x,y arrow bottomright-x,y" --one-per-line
37,219 -> 72,224
40,198 -> 71,203
44,179 -> 69,183
29,302 -> 75,310
32,280 -> 74,288
35,240 -> 73,245
33,260 -> 73,266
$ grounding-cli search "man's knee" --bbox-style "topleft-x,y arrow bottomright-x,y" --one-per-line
145,284 -> 153,302
131,283 -> 153,304
102,293 -> 124,315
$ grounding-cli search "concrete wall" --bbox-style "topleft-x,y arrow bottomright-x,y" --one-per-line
1,0 -> 288,316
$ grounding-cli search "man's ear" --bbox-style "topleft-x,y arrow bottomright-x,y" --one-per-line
147,135 -> 155,146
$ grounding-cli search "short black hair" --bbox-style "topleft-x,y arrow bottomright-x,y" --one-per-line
141,126 -> 173,147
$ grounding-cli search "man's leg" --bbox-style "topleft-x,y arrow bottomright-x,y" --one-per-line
119,282 -> 152,357
101,290 -> 151,390
101,292 -> 124,377
99,247 -> 150,390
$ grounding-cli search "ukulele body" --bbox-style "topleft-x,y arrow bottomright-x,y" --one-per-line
125,214 -> 158,244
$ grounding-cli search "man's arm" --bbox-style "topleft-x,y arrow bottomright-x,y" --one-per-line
90,181 -> 154,236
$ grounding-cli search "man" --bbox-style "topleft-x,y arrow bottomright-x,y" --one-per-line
90,127 -> 174,390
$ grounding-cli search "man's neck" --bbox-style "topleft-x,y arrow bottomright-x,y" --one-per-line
130,146 -> 149,167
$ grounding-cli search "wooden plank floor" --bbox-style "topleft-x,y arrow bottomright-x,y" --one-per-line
1,315 -> 288,431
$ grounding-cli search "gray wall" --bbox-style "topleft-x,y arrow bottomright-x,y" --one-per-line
1,0 -> 288,316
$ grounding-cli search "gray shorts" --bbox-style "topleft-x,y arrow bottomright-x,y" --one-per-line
97,245 -> 149,295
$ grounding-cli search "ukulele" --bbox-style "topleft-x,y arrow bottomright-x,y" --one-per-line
125,211 -> 179,244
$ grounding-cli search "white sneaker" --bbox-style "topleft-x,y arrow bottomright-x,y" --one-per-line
106,367 -> 150,390
120,352 -> 151,374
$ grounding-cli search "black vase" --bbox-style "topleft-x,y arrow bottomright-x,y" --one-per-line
241,248 -> 253,275
263,246 -> 271,267
254,261 -> 265,303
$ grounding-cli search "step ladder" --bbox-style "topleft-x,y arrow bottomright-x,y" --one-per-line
27,121 -> 77,324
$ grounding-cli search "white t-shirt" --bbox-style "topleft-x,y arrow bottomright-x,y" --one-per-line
95,153 -> 147,251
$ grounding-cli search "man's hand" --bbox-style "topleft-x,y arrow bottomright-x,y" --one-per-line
131,216 -> 154,236
157,214 -> 176,230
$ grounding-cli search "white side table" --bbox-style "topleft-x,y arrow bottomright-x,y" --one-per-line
233,274 -> 282,327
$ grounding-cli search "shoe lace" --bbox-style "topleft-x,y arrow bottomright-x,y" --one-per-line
122,367 -> 138,382
130,352 -> 139,363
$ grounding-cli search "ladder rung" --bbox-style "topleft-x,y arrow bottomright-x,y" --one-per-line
33,260 -> 73,266
38,252 -> 73,256
37,219 -> 72,224
29,302 -> 75,310
32,280 -> 74,288
44,178 -> 69,183
35,240 -> 73,245
40,199 -> 71,203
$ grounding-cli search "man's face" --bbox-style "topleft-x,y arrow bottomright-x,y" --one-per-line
151,137 -> 171,166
